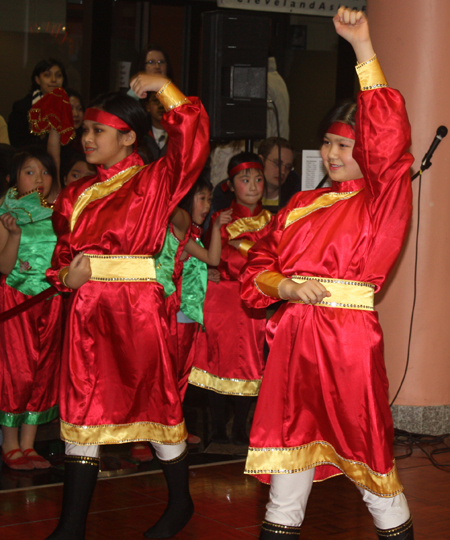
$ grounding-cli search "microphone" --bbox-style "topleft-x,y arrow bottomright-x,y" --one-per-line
421,125 -> 448,171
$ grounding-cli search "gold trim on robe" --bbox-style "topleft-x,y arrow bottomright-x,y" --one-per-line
245,441 -> 403,497
238,239 -> 255,258
226,210 -> 272,240
290,275 -> 375,311
285,190 -> 363,229
85,254 -> 157,282
61,419 -> 187,446
188,366 -> 262,396
70,165 -> 146,232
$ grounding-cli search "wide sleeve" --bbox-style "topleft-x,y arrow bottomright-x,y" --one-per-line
352,58 -> 414,286
153,85 -> 210,215
45,191 -> 76,292
239,210 -> 287,309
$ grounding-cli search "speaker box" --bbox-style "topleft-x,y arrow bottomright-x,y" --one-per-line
201,11 -> 271,141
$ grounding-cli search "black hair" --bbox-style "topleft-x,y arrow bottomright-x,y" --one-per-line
66,88 -> 85,111
9,146 -> 58,192
31,58 -> 68,92
178,170 -> 213,219
318,99 -> 357,142
87,92 -> 150,162
137,43 -> 174,81
258,137 -> 293,160
227,152 -> 264,185
0,144 -> 15,199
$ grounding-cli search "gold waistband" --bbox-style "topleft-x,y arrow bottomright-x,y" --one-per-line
290,275 -> 375,311
85,254 -> 156,282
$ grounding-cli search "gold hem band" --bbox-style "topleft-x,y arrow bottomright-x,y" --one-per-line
188,367 -> 261,396
61,419 -> 187,446
245,441 -> 403,497
85,253 -> 156,282
290,275 -> 375,311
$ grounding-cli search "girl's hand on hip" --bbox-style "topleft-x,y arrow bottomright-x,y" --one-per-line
65,252 -> 92,289
279,279 -> 331,304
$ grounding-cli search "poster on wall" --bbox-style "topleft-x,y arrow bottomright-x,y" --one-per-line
217,0 -> 366,16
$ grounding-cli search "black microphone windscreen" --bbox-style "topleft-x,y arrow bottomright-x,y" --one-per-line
437,125 -> 448,138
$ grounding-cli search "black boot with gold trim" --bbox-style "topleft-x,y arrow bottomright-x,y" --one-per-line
144,448 -> 194,539
376,517 -> 414,539
259,519 -> 301,539
45,455 -> 99,539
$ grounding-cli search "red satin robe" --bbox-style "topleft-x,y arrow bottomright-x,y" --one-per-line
46,98 -> 209,446
240,88 -> 413,495
189,201 -> 272,396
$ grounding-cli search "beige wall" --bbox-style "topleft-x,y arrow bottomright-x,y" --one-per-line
369,0 -> 450,406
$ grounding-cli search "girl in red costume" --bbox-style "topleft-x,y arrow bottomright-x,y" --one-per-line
240,9 -> 414,540
0,147 -> 63,471
189,152 -> 273,445
45,75 -> 209,539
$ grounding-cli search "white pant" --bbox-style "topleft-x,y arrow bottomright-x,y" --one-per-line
265,468 -> 410,530
65,441 -> 187,462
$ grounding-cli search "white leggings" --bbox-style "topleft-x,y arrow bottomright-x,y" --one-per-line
65,441 -> 187,462
265,468 -> 410,530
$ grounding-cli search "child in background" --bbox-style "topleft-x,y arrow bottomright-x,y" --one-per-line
0,146 -> 63,470
130,175 -> 231,461
189,152 -> 273,445
62,153 -> 96,186
240,8 -> 414,539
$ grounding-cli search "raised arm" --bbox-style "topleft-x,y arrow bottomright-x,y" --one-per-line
131,75 -> 210,215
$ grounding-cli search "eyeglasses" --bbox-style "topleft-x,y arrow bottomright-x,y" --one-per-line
145,60 -> 167,66
266,158 -> 294,172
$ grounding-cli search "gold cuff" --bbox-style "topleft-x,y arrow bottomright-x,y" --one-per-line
355,54 -> 388,91
238,239 -> 254,258
59,267 -> 71,289
157,81 -> 191,111
255,271 -> 289,300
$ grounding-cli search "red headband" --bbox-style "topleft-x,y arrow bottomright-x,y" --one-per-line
229,161 -> 264,178
84,108 -> 131,131
327,121 -> 355,140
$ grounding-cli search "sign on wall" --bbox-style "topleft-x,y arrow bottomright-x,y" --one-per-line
217,0 -> 366,16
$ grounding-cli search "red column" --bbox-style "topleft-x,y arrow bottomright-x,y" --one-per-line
368,0 -> 450,409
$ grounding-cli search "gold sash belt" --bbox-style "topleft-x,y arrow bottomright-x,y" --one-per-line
290,275 -> 375,311
85,254 -> 156,282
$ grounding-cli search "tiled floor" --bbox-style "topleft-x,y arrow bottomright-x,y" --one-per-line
1,437 -> 450,539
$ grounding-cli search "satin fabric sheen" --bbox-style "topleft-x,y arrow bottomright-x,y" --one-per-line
0,190 -> 62,426
46,98 -> 209,444
240,88 -> 413,493
189,202 -> 271,395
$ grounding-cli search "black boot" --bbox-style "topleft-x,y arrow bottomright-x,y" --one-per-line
208,391 -> 230,444
231,396 -> 253,445
45,455 -> 99,539
144,448 -> 194,539
376,517 -> 414,539
260,520 -> 301,539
